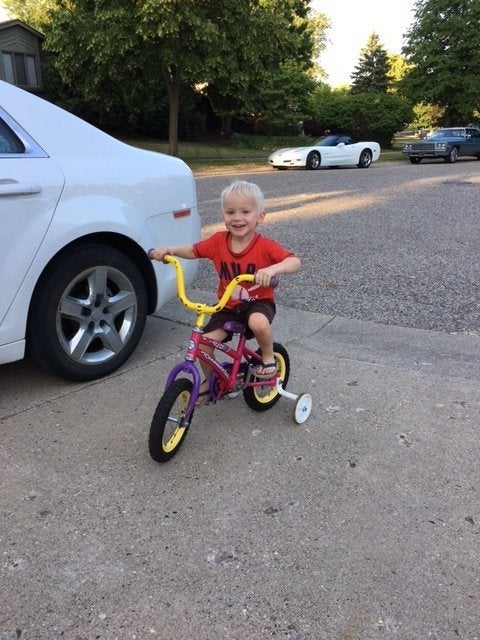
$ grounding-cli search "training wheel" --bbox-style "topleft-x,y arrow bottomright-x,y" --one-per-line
293,392 -> 312,424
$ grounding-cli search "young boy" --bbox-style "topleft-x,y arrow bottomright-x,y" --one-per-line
150,180 -> 301,402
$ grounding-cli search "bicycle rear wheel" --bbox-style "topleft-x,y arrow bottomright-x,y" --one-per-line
149,378 -> 193,462
243,342 -> 290,412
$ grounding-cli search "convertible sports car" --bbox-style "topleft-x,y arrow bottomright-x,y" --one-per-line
268,134 -> 381,170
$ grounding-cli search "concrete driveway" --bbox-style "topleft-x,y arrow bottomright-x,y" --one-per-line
1,160 -> 480,640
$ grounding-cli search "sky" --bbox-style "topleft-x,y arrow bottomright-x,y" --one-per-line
312,0 -> 416,86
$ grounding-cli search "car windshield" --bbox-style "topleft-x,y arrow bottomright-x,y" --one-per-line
429,129 -> 465,139
313,135 -> 350,147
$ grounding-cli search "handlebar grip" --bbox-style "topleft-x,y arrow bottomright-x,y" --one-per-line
148,249 -> 173,264
270,275 -> 280,288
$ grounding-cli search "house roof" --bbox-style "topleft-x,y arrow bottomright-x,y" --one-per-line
0,19 -> 44,39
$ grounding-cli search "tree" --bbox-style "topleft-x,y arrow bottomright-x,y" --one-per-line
348,93 -> 412,146
350,33 -> 390,94
9,0 -> 318,155
2,0 -> 56,26
250,61 -> 317,135
410,101 -> 445,131
205,5 -> 328,136
401,0 -> 480,124
387,53 -> 410,92
307,85 -> 412,147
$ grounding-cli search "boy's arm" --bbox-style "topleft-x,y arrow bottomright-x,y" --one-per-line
255,256 -> 301,286
149,244 -> 197,262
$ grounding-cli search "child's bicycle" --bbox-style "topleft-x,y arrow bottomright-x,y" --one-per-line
148,254 -> 312,463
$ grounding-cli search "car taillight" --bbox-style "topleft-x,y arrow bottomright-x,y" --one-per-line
173,208 -> 191,219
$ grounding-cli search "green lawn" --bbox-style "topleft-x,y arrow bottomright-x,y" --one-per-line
121,134 -> 408,169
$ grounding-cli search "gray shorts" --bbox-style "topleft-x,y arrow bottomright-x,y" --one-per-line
203,300 -> 276,340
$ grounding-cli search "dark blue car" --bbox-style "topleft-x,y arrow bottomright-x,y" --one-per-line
402,127 -> 480,164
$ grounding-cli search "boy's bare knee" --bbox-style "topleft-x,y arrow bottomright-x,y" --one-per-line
248,312 -> 270,332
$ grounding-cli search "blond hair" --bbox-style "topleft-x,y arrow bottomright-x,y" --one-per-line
221,180 -> 265,212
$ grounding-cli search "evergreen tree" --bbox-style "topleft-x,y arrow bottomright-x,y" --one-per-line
350,33 -> 390,94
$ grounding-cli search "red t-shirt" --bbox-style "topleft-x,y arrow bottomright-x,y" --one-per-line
193,231 -> 295,309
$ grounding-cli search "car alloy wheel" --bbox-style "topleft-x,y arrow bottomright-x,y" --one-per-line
306,151 -> 321,170
27,243 -> 147,381
357,149 -> 372,168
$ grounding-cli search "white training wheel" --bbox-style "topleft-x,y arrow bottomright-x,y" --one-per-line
293,393 -> 312,424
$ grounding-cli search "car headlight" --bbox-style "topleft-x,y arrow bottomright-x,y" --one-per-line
435,142 -> 447,150
403,144 -> 411,151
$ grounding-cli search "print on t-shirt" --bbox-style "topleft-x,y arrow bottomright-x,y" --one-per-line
231,283 -> 261,303
219,261 -> 256,280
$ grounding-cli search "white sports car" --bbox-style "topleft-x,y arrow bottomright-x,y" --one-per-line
0,81 -> 200,381
268,134 -> 381,170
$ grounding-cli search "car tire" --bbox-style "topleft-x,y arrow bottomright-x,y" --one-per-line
357,149 -> 372,168
409,156 -> 422,164
306,151 -> 321,170
445,147 -> 458,163
27,243 -> 148,381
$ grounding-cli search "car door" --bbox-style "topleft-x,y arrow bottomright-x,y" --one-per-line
333,135 -> 356,165
465,128 -> 480,155
0,111 -> 64,325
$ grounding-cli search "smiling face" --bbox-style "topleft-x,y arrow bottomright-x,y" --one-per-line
222,192 -> 265,244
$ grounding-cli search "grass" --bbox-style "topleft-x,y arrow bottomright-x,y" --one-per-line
121,133 -> 409,169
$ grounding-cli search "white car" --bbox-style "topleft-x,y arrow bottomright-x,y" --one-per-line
268,134 -> 381,170
0,81 -> 200,381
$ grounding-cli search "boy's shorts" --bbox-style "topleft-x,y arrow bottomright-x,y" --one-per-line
203,300 -> 276,340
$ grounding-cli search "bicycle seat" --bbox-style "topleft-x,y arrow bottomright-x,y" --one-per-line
223,320 -> 246,334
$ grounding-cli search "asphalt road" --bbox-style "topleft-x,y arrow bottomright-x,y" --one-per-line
195,159 -> 480,333
1,159 -> 480,640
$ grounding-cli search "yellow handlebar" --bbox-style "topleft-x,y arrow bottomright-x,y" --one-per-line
163,255 -> 254,326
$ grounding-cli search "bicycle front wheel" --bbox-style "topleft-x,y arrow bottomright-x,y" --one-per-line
149,378 -> 193,462
243,342 -> 290,412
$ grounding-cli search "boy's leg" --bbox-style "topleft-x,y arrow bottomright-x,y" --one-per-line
247,311 -> 277,377
198,327 -> 227,383
196,327 -> 227,405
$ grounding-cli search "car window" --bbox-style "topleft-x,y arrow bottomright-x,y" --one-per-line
431,129 -> 461,138
0,118 -> 25,154
337,136 -> 352,145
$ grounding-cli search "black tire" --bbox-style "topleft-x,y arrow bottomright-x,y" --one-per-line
306,151 -> 321,170
149,379 -> 193,463
243,342 -> 290,412
445,147 -> 458,163
409,156 -> 422,164
357,149 -> 372,168
27,243 -> 147,381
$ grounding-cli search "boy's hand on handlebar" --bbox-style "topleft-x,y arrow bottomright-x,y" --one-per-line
149,246 -> 170,262
255,268 -> 278,287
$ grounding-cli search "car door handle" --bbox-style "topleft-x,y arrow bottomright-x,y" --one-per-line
0,180 -> 42,196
